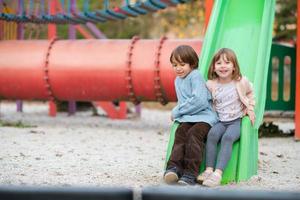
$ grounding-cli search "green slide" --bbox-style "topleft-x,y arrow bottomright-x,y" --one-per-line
165,0 -> 275,183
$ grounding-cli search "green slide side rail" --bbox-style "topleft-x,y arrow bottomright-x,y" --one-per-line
165,0 -> 275,183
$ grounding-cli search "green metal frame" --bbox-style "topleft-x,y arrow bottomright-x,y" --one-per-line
265,43 -> 296,111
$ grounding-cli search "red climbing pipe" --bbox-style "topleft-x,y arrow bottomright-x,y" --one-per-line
0,39 -> 202,103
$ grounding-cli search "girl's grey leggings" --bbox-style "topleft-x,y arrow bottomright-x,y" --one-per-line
205,118 -> 241,171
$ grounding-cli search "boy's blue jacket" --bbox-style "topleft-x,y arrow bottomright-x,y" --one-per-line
172,69 -> 218,126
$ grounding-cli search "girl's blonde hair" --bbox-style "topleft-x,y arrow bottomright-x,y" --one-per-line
207,48 -> 242,80
170,45 -> 199,69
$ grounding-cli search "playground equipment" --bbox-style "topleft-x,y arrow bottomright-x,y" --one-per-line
0,0 -> 297,183
0,39 -> 201,102
266,43 -> 296,112
166,0 -> 275,183
0,0 -> 194,118
0,1 -> 17,40
296,0 -> 300,141
0,0 -> 189,24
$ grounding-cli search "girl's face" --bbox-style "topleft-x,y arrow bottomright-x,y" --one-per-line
214,54 -> 235,83
172,60 -> 192,78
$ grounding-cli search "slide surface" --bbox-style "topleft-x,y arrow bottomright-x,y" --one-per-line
166,0 -> 275,183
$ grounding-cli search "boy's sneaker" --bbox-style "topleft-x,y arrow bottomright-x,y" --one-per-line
197,170 -> 213,184
202,171 -> 222,187
164,167 -> 179,184
177,173 -> 196,186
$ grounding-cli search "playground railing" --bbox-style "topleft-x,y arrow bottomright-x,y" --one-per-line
265,43 -> 296,111
0,186 -> 300,200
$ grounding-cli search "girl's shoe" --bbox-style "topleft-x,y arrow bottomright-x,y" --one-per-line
164,167 -> 179,184
197,170 -> 213,184
202,172 -> 222,187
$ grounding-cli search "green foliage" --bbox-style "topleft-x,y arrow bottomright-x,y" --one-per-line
95,0 -> 205,39
8,0 -> 204,39
273,0 -> 296,42
0,120 -> 36,128
97,14 -> 154,38
48,0 -> 205,39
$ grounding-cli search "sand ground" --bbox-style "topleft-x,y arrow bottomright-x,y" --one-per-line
0,101 -> 299,191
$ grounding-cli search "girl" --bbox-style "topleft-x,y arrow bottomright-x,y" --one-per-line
164,45 -> 218,185
197,48 -> 255,187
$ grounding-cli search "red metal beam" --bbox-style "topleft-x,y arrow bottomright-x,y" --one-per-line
47,0 -> 58,116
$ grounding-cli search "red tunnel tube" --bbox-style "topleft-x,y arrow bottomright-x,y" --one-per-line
0,39 -> 202,103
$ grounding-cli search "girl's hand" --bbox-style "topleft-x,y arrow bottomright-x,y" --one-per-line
249,113 -> 255,126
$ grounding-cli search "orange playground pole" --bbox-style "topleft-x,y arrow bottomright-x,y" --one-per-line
204,0 -> 214,30
75,25 -> 94,39
295,0 -> 300,140
48,0 -> 58,117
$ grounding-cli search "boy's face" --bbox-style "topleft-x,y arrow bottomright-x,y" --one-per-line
172,60 -> 192,78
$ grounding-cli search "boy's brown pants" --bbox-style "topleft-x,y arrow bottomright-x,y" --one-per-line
166,122 -> 211,177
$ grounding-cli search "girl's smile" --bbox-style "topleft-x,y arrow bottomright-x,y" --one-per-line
214,54 -> 235,83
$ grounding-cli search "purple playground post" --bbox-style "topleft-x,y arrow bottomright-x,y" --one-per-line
86,22 -> 107,39
16,0 -> 25,112
135,104 -> 141,116
67,23 -> 77,115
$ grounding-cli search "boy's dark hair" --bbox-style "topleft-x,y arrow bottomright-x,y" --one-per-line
208,48 -> 242,80
170,45 -> 199,69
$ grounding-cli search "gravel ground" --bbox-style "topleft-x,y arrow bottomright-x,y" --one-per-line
0,101 -> 299,192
